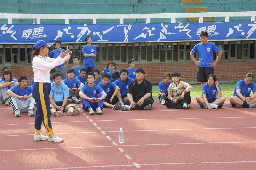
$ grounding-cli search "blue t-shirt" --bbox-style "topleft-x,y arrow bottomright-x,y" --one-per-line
115,77 -> 134,97
82,45 -> 97,68
10,85 -> 32,101
71,66 -> 82,77
107,70 -> 120,82
0,76 -> 17,82
202,83 -> 221,99
99,81 -> 116,97
101,68 -> 109,74
1,79 -> 18,89
80,84 -> 103,98
75,76 -> 87,85
50,82 -> 69,102
233,80 -> 256,97
31,78 -> 34,87
127,68 -> 137,80
94,78 -> 102,86
191,42 -> 220,67
63,78 -> 82,89
158,81 -> 172,92
48,48 -> 66,67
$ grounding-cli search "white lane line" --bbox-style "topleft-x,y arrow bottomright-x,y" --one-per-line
112,142 -> 118,146
202,161 -> 256,164
78,132 -> 97,134
118,148 -> 124,152
159,110 -> 178,112
96,127 -> 101,130
106,136 -> 112,141
1,147 -> 57,152
70,121 -> 88,123
215,117 -> 248,119
133,162 -> 141,168
101,131 -> 106,135
6,135 -> 21,137
36,164 -> 134,170
86,116 -> 89,118
136,130 -> 158,132
89,119 -> 94,122
93,123 -> 97,126
177,118 -> 201,120
69,146 -> 113,149
95,120 -> 116,122
125,154 -> 132,159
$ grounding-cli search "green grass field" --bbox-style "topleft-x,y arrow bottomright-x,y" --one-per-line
152,82 -> 236,98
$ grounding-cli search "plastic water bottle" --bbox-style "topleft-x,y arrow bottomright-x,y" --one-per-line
119,128 -> 124,144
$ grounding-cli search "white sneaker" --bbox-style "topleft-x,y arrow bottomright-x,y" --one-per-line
183,103 -> 190,109
249,103 -> 256,108
88,107 -> 94,115
210,103 -> 218,109
34,134 -> 48,141
95,107 -> 102,115
161,100 -> 166,105
5,100 -> 9,106
15,110 -> 20,117
121,105 -> 131,111
48,135 -> 64,143
28,109 -> 34,117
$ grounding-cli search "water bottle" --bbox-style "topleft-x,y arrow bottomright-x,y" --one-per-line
119,128 -> 124,144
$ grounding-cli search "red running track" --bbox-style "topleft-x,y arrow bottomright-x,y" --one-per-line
0,98 -> 256,170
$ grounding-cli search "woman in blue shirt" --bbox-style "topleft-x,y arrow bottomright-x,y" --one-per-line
196,74 -> 226,109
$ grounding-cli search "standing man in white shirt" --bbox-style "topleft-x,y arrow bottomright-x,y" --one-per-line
32,40 -> 71,142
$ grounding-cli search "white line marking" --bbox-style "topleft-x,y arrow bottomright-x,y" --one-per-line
177,118 -> 201,120
159,110 -> 178,112
136,130 -> 158,132
216,117 -> 247,119
86,116 -> 89,118
96,127 -> 101,130
133,162 -> 141,168
36,164 -> 134,170
106,136 -> 112,141
112,142 -> 118,146
95,120 -> 116,122
93,123 -> 97,126
3,124 -> 18,126
78,132 -> 97,134
201,161 -> 256,164
70,121 -> 87,123
101,131 -> 106,135
89,119 -> 94,122
125,154 -> 132,159
6,135 -> 21,136
118,148 -> 124,152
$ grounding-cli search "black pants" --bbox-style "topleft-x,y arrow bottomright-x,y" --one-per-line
124,98 -> 154,110
166,92 -> 191,109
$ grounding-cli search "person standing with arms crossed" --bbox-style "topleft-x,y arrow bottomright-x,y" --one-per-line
82,36 -> 97,74
190,30 -> 222,86
32,40 -> 71,142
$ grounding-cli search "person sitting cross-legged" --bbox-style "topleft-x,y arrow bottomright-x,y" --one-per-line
230,73 -> 256,108
0,70 -> 19,106
158,73 -> 172,105
121,68 -> 154,111
7,76 -> 35,117
50,72 -> 81,117
64,68 -> 84,103
99,73 -> 123,110
196,74 -> 226,109
166,72 -> 192,109
79,72 -> 107,115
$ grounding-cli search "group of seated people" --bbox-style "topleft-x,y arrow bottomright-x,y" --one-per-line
0,59 -> 255,117
158,72 -> 256,110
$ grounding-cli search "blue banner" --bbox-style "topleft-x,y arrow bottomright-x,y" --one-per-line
0,22 -> 256,43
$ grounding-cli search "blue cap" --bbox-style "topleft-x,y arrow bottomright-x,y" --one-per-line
33,40 -> 52,49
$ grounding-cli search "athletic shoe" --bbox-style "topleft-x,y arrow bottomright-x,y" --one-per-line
72,97 -> 80,104
210,103 -> 218,109
161,100 -> 166,105
144,104 -> 152,110
28,109 -> 35,117
48,135 -> 63,143
121,105 -> 131,111
34,134 -> 48,141
183,103 -> 190,109
15,110 -> 20,117
200,104 -> 208,109
95,107 -> 102,115
113,102 -> 122,110
88,107 -> 94,115
5,100 -> 9,106
249,103 -> 256,108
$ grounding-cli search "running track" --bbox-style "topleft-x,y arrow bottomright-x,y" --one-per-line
0,98 -> 256,170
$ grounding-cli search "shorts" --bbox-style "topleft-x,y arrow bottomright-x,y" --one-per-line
207,98 -> 216,103
197,67 -> 214,82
